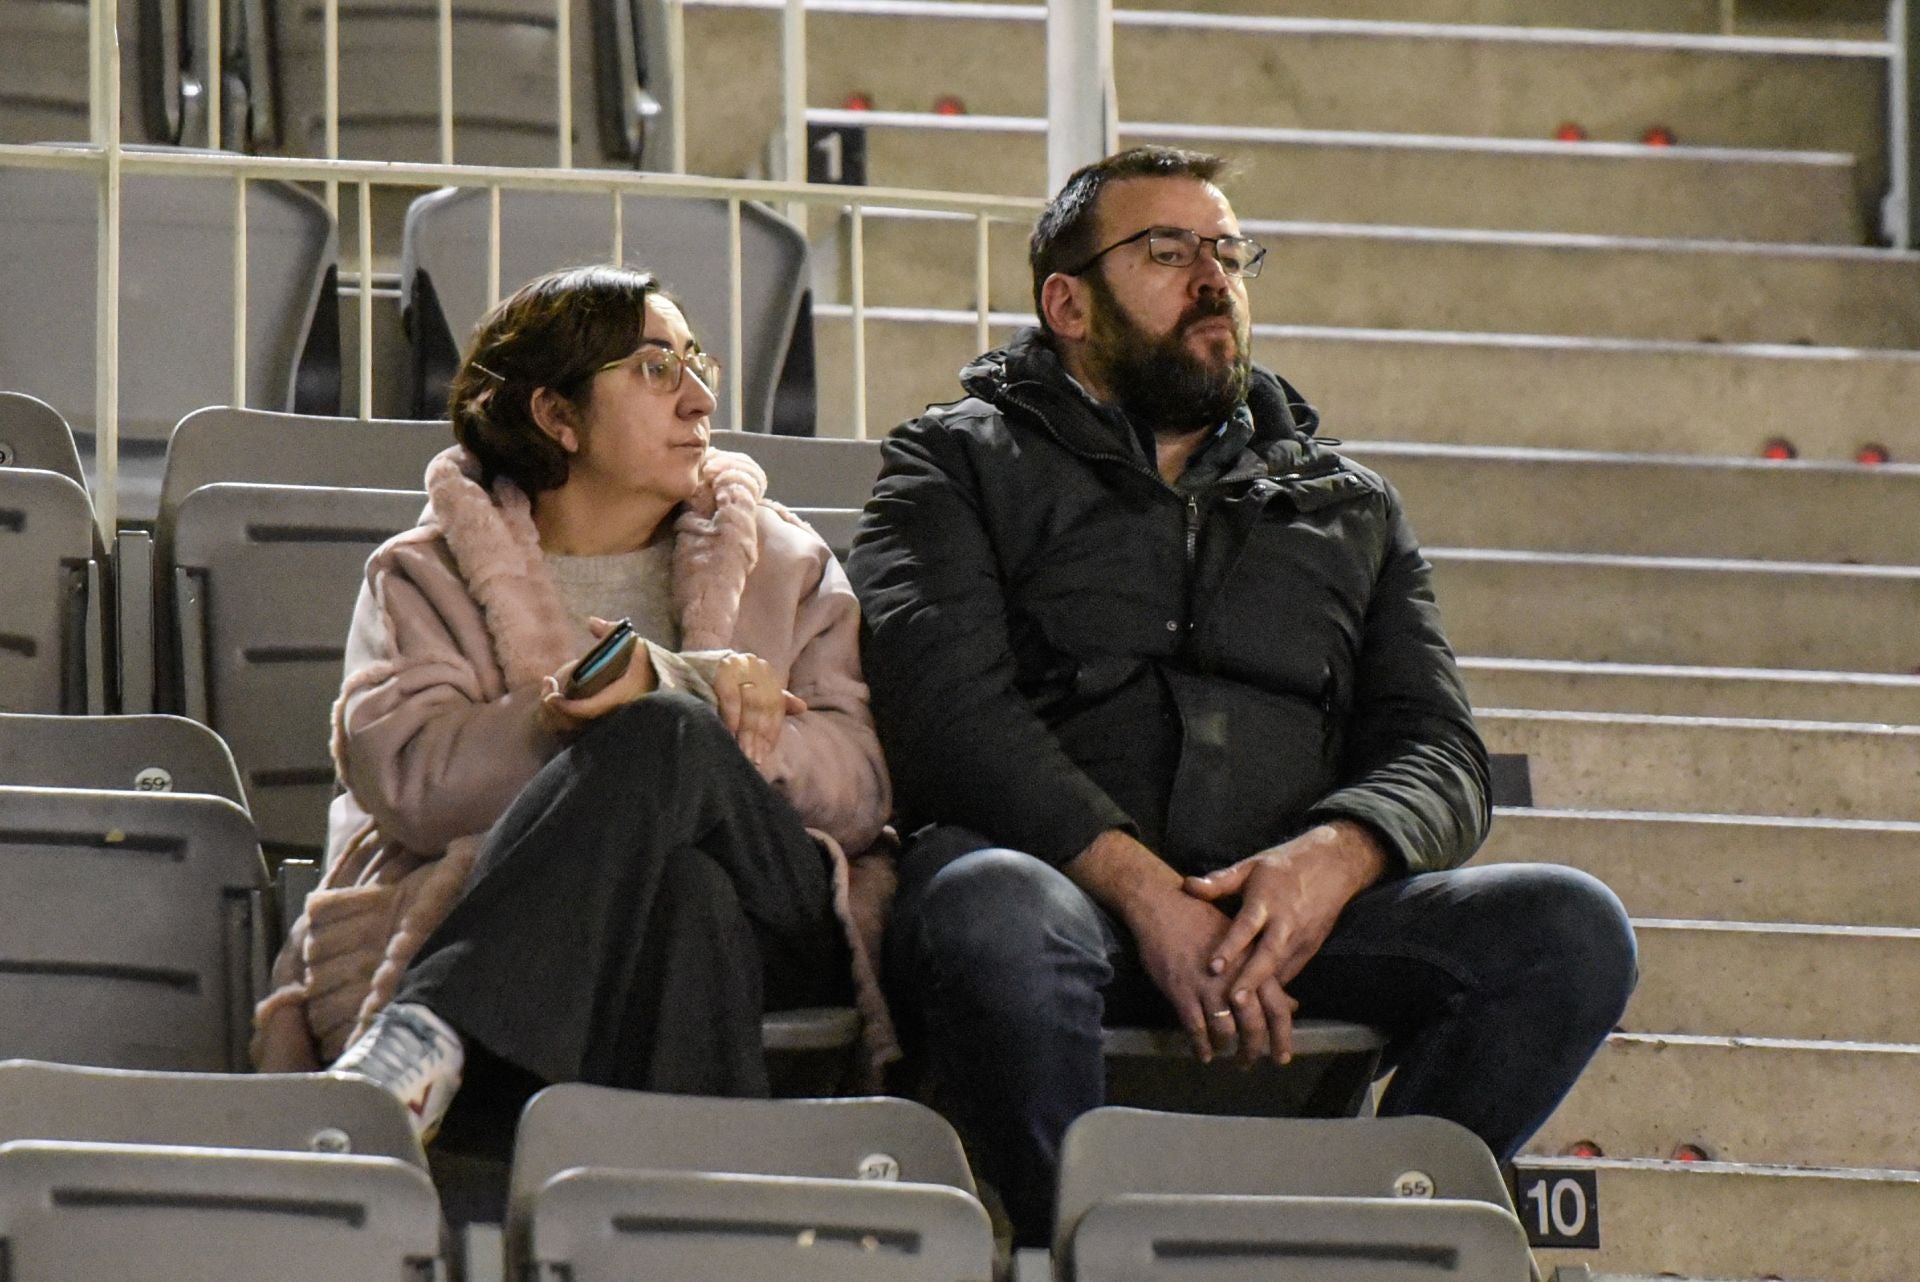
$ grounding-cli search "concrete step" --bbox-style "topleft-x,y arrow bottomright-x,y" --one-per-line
809,309 -> 1920,462
1530,1033 -> 1920,1171
835,212 -> 1920,347
823,110 -> 1865,244
1480,709 -> 1920,821
1462,660 -> 1920,724
1430,549 -> 1920,671
1625,920 -> 1920,1042
1477,809 -> 1920,928
1343,443 -> 1920,565
1516,1155 -> 1920,1282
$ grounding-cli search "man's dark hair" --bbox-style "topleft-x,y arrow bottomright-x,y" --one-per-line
449,264 -> 676,495
1028,146 -> 1231,333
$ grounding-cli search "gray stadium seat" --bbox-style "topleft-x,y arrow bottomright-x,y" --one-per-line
1071,1192 -> 1534,1281
530,1166 -> 994,1282
401,185 -> 810,434
165,482 -> 424,862
0,1058 -> 424,1167
0,468 -> 106,715
0,164 -> 341,522
159,405 -> 450,528
0,0 -> 190,146
511,1086 -> 988,1280
0,712 -> 243,801
711,430 -> 884,509
788,507 -> 858,562
262,0 -> 675,168
0,1140 -> 445,1281
1053,1109 -> 1522,1272
0,786 -> 269,1071
0,392 -> 84,485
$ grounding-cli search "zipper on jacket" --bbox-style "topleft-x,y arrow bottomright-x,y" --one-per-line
1184,495 -> 1201,566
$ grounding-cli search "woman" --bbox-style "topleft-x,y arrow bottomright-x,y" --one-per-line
253,265 -> 894,1139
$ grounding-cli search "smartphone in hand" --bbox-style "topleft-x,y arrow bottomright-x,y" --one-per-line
564,620 -> 638,699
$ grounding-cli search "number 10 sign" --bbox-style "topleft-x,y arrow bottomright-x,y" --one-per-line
1508,1165 -> 1600,1249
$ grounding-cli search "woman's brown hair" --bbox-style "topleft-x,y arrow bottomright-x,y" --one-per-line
448,264 -> 672,494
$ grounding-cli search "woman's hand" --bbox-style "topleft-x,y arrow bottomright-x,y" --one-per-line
713,651 -> 807,766
540,616 -> 659,735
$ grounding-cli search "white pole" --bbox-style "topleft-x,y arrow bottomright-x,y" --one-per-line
849,204 -> 866,441
324,0 -> 340,216
438,0 -> 455,164
487,184 -> 502,304
727,197 -> 744,432
1047,0 -> 1116,192
358,179 -> 374,418
92,0 -> 124,536
231,175 -> 248,405
782,0 -> 806,224
611,188 -> 623,262
1889,0 -> 1913,249
556,0 -> 573,167
206,0 -> 222,146
666,0 -> 687,173
974,212 -> 992,353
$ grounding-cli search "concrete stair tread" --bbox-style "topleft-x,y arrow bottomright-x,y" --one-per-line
1479,710 -> 1920,822
815,107 -> 1863,243
1462,659 -> 1920,724
810,306 -> 1920,460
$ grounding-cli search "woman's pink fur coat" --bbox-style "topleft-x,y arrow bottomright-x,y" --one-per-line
252,444 -> 899,1083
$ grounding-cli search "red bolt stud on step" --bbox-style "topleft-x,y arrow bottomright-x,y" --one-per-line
842,92 -> 875,111
1857,442 -> 1892,465
1561,1139 -> 1604,1159
1670,1142 -> 1713,1163
1642,125 -> 1677,146
1760,438 -> 1798,461
1554,122 -> 1588,142
933,95 -> 968,116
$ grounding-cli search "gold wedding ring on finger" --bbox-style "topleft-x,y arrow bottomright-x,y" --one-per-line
1209,1009 -> 1234,1021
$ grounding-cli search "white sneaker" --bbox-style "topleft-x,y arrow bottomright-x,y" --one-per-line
330,1002 -> 465,1143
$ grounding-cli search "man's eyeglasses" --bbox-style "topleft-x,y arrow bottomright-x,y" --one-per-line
1067,226 -> 1268,279
597,345 -> 723,396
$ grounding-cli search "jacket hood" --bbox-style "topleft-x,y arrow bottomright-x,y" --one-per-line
957,326 -> 1324,462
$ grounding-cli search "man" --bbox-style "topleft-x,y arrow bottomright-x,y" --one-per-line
847,147 -> 1636,1243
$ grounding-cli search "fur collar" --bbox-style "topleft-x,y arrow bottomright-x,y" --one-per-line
420,444 -> 768,686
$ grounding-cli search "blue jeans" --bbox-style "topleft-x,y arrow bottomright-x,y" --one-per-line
885,825 -> 1638,1245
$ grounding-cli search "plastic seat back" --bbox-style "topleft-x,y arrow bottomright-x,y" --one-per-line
710,431 -> 884,509
0,1059 -> 425,1167
166,482 -> 425,862
0,393 -> 84,485
0,712 -> 244,801
0,468 -> 105,714
1055,1110 -> 1516,1263
531,1167 -> 993,1282
0,786 -> 268,1071
0,166 -> 339,520
1073,1193 -> 1533,1281
402,186 -> 809,435
0,1140 -> 444,1281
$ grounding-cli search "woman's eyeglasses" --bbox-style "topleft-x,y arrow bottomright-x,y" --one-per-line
597,345 -> 723,396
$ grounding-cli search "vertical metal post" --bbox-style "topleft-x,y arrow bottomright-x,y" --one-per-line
556,0 -> 573,167
92,0 -> 124,536
231,175 -> 248,406
849,203 -> 866,441
726,197 -> 745,432
611,188 -> 624,262
974,212 -> 992,354
358,180 -> 374,419
1047,0 -> 1116,192
324,0 -> 340,215
206,0 -> 222,146
487,184 -> 502,305
1891,0 -> 1916,248
666,0 -> 688,173
438,0 -> 455,164
782,0 -> 807,223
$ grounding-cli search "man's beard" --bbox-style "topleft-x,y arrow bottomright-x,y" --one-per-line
1083,273 -> 1252,436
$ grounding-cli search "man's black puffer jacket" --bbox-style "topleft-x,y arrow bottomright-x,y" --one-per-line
848,328 -> 1490,879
